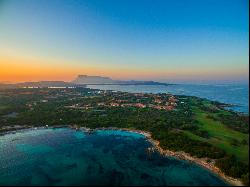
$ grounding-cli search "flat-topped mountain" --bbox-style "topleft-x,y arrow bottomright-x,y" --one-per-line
72,75 -> 114,84
72,75 -> 170,85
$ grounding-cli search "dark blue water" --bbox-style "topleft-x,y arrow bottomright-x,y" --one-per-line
87,83 -> 249,114
0,128 -> 228,186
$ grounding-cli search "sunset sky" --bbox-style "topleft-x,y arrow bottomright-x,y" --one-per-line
0,0 -> 249,83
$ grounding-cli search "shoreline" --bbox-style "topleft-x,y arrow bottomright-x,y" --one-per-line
142,132 -> 243,186
0,125 -> 243,186
86,127 -> 243,186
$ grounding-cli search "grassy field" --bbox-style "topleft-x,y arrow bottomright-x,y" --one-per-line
0,105 -> 8,111
186,109 -> 249,163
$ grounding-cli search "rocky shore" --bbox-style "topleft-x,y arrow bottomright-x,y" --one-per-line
81,127 -> 243,186
135,129 -> 243,186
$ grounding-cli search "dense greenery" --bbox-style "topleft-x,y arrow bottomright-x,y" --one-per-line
208,113 -> 249,133
241,173 -> 249,186
152,131 -> 225,159
0,88 -> 249,185
216,155 -> 249,183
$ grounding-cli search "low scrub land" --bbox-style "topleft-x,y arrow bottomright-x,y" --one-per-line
0,88 -> 249,185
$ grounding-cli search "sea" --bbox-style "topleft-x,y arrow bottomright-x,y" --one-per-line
0,128 -> 228,186
87,83 -> 249,114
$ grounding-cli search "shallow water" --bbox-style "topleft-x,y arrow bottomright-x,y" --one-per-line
0,128 -> 228,186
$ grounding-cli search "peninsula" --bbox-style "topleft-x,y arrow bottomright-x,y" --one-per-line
0,87 -> 248,185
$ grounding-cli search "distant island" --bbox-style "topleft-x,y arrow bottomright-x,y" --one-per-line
72,75 -> 170,86
0,75 -> 170,89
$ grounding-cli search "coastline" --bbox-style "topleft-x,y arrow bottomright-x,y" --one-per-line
143,132 -> 243,186
0,125 -> 243,186
83,127 -> 243,186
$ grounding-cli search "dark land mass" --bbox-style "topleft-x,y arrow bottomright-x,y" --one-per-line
0,75 -> 171,89
0,87 -> 248,185
0,81 -> 83,89
72,75 -> 171,86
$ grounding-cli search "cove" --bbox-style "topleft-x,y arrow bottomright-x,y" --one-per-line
0,128 -> 228,186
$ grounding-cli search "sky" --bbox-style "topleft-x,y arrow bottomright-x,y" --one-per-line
0,0 -> 249,83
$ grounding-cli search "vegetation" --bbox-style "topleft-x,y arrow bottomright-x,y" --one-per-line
0,88 -> 249,185
215,155 -> 249,181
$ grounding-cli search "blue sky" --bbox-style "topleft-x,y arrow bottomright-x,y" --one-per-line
0,0 -> 249,83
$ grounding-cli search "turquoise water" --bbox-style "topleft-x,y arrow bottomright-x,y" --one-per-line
0,128 -> 228,186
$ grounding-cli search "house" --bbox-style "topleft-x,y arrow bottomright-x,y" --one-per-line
169,96 -> 178,102
121,103 -> 133,107
154,98 -> 162,104
134,103 -> 146,108
110,102 -> 120,107
98,102 -> 105,106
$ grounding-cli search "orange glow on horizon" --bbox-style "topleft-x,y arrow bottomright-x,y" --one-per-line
0,56 -> 75,83
0,55 -> 169,83
0,55 -> 248,83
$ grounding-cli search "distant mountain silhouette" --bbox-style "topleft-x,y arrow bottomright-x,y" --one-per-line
72,75 -> 114,84
0,75 -> 170,89
0,81 -> 83,89
72,75 -> 170,85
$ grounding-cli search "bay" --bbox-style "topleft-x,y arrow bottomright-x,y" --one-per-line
0,128 -> 228,186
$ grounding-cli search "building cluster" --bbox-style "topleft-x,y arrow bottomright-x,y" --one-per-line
110,102 -> 147,108
16,87 -> 179,112
150,95 -> 178,111
108,95 -> 178,111
64,92 -> 178,111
